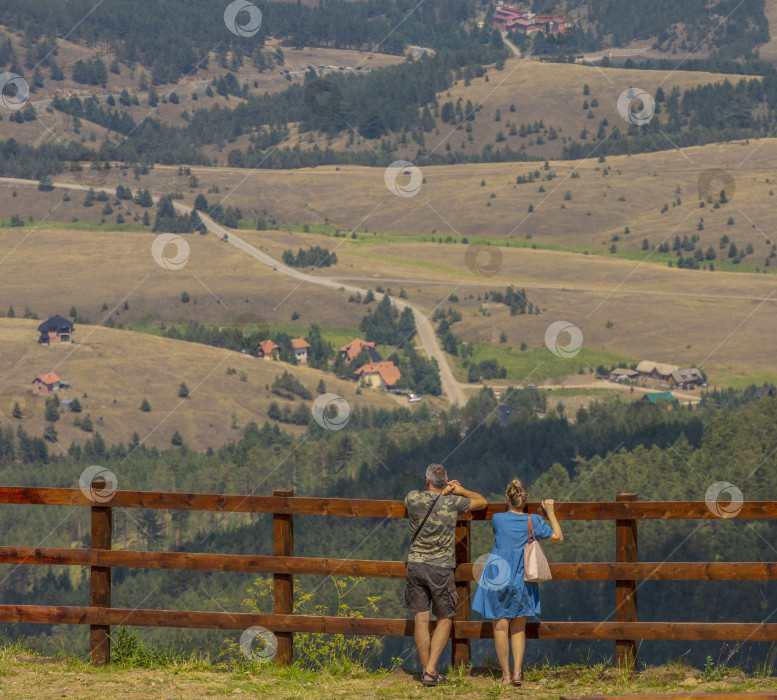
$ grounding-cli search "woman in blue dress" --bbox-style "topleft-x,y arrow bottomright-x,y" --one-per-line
472,478 -> 563,686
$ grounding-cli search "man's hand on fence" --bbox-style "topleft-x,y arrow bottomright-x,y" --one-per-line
442,479 -> 460,496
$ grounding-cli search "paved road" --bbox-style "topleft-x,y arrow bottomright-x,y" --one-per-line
0,176 -> 468,406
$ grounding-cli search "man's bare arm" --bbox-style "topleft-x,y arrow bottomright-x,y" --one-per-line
446,481 -> 488,510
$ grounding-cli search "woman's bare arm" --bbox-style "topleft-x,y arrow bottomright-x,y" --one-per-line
541,499 -> 563,542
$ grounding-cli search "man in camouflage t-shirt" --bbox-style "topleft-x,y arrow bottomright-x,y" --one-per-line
405,463 -> 487,686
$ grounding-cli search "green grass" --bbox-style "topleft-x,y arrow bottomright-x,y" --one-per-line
453,343 -> 635,383
238,221 -> 345,236
712,370 -> 777,388
261,224 -> 777,276
127,316 -> 362,351
10,220 -> 149,233
539,387 -> 621,398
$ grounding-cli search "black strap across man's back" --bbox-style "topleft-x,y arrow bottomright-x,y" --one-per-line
410,495 -> 440,544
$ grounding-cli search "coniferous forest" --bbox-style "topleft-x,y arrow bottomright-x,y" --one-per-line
1,386 -> 775,669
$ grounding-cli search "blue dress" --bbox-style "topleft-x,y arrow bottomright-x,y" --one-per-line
471,512 -> 554,619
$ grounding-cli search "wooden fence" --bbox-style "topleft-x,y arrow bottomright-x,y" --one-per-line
0,487 -> 776,672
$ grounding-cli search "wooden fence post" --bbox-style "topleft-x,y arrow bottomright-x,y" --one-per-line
90,504 -> 112,666
273,489 -> 294,666
452,518 -> 471,669
615,492 -> 638,674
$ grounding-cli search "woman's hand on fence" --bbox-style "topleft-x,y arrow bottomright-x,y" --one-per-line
541,498 -> 555,515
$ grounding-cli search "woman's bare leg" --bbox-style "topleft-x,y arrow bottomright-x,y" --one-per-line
510,617 -> 526,680
492,618 -> 511,682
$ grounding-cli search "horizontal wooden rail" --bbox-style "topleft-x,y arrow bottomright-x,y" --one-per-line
2,547 -> 777,581
2,488 -> 776,520
2,490 -> 775,669
458,561 -> 777,582
1,605 -> 776,641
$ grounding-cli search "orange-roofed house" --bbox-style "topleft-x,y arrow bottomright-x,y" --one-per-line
354,361 -> 401,390
340,338 -> 380,364
31,372 -> 61,395
291,338 -> 311,364
257,340 -> 280,360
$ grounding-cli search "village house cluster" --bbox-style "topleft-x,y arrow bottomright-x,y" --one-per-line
257,336 -> 402,391
611,361 -> 704,390
492,5 -> 573,36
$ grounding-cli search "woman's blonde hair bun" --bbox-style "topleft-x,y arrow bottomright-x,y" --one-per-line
506,478 -> 527,510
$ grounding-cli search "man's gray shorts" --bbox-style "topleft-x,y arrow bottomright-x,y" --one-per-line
404,562 -> 457,618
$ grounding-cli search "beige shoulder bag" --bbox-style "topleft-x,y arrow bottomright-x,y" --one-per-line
524,515 -> 552,583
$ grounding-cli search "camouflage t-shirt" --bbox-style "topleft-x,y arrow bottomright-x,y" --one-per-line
405,490 -> 471,569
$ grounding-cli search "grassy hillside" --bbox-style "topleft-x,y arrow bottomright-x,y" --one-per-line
0,19 -> 764,165
36,138 -> 773,263
0,320 -> 409,451
4,136 -> 777,388
292,58 -> 759,161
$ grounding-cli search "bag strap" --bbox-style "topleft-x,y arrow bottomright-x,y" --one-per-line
411,495 -> 441,545
526,514 -> 536,545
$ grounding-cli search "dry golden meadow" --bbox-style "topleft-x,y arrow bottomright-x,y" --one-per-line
0,319 -> 409,452
7,135 -> 777,386
2,35 -> 777,445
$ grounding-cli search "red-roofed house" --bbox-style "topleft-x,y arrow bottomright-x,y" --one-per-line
550,17 -> 572,34
340,338 -> 380,364
511,19 -> 539,34
492,5 -> 527,29
291,338 -> 311,364
31,372 -> 61,395
354,361 -> 401,390
257,340 -> 279,360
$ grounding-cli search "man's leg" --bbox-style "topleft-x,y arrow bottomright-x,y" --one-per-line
493,618 -> 511,682
425,616 -> 452,675
413,610 -> 431,669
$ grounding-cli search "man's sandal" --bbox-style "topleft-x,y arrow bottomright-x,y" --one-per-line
434,671 -> 450,684
421,671 -> 438,686
512,670 -> 523,686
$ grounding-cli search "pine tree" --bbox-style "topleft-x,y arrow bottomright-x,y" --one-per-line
45,398 -> 59,422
